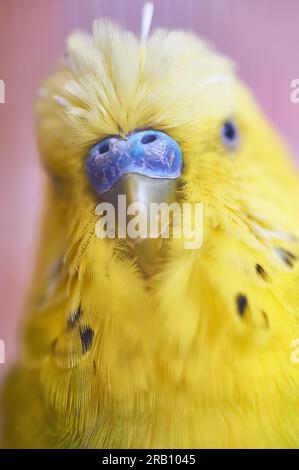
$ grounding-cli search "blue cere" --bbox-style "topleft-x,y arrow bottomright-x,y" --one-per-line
86,129 -> 183,195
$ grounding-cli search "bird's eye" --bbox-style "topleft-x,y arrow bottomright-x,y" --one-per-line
221,120 -> 240,150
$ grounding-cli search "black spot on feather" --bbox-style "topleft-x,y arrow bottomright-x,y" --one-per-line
51,338 -> 58,350
255,264 -> 268,280
261,310 -> 269,329
79,326 -> 94,354
67,306 -> 82,329
93,360 -> 97,374
275,247 -> 297,268
236,294 -> 247,316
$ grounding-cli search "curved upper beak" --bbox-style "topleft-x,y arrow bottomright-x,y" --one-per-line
86,129 -> 183,275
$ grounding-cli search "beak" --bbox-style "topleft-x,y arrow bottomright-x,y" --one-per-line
86,129 -> 183,276
101,173 -> 178,276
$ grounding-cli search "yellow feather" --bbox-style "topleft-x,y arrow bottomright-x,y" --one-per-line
2,19 -> 299,448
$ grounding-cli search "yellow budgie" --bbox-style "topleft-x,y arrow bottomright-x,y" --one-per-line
2,10 -> 299,449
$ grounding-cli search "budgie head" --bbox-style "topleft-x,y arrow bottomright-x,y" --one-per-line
34,12 -> 299,417
37,17 -> 298,265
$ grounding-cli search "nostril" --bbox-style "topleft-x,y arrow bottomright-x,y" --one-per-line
99,142 -> 110,154
141,134 -> 157,145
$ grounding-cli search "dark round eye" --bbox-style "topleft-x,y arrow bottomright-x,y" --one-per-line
221,120 -> 240,150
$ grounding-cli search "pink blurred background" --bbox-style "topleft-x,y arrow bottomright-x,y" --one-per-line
0,0 -> 299,381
